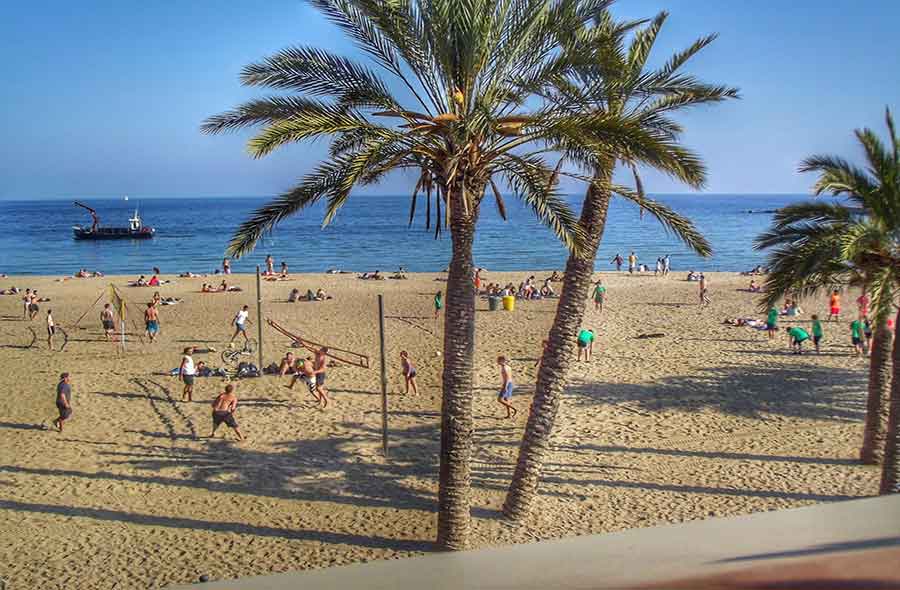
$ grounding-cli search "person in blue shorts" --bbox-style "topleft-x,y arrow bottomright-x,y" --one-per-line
496,356 -> 517,419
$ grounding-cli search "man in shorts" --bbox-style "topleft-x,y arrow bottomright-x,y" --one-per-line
496,356 -> 517,419
179,347 -> 197,401
288,356 -> 320,404
53,373 -> 73,432
279,352 -> 296,376
313,347 -> 330,408
230,305 -> 250,343
577,328 -> 595,361
145,302 -> 160,343
28,290 -> 40,321
828,289 -> 841,321
786,326 -> 810,355
100,303 -> 116,340
210,384 -> 244,441
850,318 -> 864,356
766,306 -> 779,340
46,309 -> 56,349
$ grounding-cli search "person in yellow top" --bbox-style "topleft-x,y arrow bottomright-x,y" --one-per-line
828,289 -> 841,321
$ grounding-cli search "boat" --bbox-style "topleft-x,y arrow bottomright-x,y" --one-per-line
72,201 -> 155,240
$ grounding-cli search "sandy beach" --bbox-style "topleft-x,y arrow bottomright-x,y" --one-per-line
0,270 -> 879,589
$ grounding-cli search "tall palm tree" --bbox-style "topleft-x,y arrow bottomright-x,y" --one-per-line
202,0 -> 700,547
753,108 -> 899,492
502,10 -> 737,520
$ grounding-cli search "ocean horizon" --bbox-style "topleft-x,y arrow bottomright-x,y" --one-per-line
0,193 -> 811,276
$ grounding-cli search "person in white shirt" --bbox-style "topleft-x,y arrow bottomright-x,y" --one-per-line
230,305 -> 251,344
46,310 -> 56,349
179,347 -> 196,401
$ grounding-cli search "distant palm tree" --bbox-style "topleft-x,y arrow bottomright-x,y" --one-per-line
754,108 -> 899,492
202,0 -> 698,547
503,10 -> 737,520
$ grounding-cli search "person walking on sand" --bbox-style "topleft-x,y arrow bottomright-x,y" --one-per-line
591,280 -> 606,312
400,351 -> 418,395
850,317 -> 864,356
179,347 -> 196,402
611,253 -> 624,272
230,305 -> 251,343
627,251 -> 637,274
786,326 -> 810,355
144,302 -> 160,343
699,274 -> 711,306
663,254 -> 671,276
52,373 -> 72,432
655,257 -> 663,276
496,356 -> 517,419
313,347 -> 330,408
811,314 -> 824,353
22,288 -> 31,319
100,303 -> 115,341
857,291 -> 870,319
828,289 -> 841,321
222,257 -> 231,274
765,305 -> 779,340
210,384 -> 245,441
46,309 -> 55,349
28,290 -> 40,321
433,290 -> 443,320
577,328 -> 595,361
265,254 -> 274,275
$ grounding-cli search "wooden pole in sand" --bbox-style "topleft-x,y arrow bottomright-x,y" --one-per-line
256,266 -> 264,369
378,294 -> 389,458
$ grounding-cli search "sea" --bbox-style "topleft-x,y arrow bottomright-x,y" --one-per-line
0,194 -> 811,276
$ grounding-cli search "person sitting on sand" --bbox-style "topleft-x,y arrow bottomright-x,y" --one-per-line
372,270 -> 384,280
288,288 -> 300,303
0,286 -> 19,295
496,356 -> 517,419
686,271 -> 700,281
315,288 -> 328,301
749,279 -> 760,292
540,279 -> 555,297
52,373 -> 73,432
210,384 -> 244,441
786,326 -> 810,354
279,352 -> 296,376
548,271 -> 562,282
400,351 -> 418,395
148,274 -> 160,287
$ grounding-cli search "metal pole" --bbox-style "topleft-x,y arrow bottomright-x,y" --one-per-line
378,294 -> 389,458
256,265 -> 264,369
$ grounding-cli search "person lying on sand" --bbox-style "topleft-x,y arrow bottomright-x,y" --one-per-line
314,288 -> 329,301
0,286 -> 20,295
210,384 -> 244,441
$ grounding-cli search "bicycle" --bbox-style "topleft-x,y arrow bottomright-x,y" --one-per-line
221,338 -> 257,366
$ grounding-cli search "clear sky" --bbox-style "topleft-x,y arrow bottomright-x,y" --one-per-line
1,0 -> 897,199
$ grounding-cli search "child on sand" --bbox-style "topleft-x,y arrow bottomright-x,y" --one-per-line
592,280 -> 606,312
230,305 -> 250,343
786,326 -> 810,354
496,356 -> 517,419
400,351 -> 418,395
433,290 -> 443,320
52,373 -> 72,432
179,347 -> 196,401
850,318 -> 864,356
766,306 -> 778,339
811,314 -> 824,353
829,290 -> 841,321
210,384 -> 244,441
100,303 -> 115,340
577,329 -> 595,361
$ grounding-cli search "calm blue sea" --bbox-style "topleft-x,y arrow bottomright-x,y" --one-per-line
0,194 -> 808,276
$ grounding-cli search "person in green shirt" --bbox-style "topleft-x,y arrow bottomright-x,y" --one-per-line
765,307 -> 778,339
592,280 -> 606,312
811,314 -> 824,354
786,326 -> 810,354
850,319 -> 864,356
433,290 -> 443,320
577,329 -> 595,361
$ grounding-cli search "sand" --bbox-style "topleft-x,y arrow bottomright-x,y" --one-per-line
0,271 -> 879,589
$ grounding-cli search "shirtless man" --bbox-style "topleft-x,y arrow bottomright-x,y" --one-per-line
288,356 -> 320,403
100,303 -> 115,340
28,290 -> 40,321
313,347 -> 330,408
53,373 -> 72,432
496,356 -> 517,419
278,352 -> 296,376
210,384 -> 244,440
144,302 -> 160,343
699,274 -> 711,306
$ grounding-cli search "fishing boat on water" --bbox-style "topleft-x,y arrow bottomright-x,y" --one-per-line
72,201 -> 155,240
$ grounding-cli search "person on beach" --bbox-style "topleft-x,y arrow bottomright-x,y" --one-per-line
265,255 -> 274,275
46,309 -> 55,349
655,257 -> 663,276
100,303 -> 115,340
611,254 -> 624,272
628,252 -> 637,274
179,347 -> 196,401
52,372 -> 72,432
592,280 -> 606,312
811,314 -> 824,353
433,290 -> 443,320
288,356 -> 320,403
23,288 -> 31,319
210,384 -> 244,441
699,274 -> 711,306
857,292 -> 870,319
313,347 -> 330,408
28,290 -> 40,321
222,258 -> 231,274
474,268 -> 482,292
144,302 -> 160,343
786,326 -> 810,354
230,305 -> 250,343
280,261 -> 288,276
496,356 -> 517,419
863,318 -> 873,355
663,254 -> 671,276
577,328 -> 595,361
828,289 -> 841,321
766,305 -> 779,339
400,351 -> 418,395
279,352 -> 296,376
850,318 -> 864,356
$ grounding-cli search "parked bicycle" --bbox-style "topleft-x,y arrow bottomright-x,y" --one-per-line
221,338 -> 257,366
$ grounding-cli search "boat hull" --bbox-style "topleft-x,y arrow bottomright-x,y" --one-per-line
73,227 -> 155,240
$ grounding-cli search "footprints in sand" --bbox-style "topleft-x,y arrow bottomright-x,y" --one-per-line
131,378 -> 198,440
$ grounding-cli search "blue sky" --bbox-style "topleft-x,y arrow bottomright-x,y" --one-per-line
1,0 -> 897,199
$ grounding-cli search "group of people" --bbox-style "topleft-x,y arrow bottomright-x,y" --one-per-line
769,289 -> 881,355
475,271 -> 557,300
263,255 -> 289,278
201,280 -> 243,293
610,252 -> 671,275
287,288 -> 329,302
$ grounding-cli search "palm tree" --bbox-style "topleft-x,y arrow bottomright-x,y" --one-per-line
202,0 -> 699,548
753,108 -> 899,492
502,10 -> 737,520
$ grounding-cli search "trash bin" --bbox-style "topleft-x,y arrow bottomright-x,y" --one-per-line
502,295 -> 515,311
488,296 -> 501,311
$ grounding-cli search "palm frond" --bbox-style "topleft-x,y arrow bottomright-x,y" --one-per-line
610,183 -> 711,256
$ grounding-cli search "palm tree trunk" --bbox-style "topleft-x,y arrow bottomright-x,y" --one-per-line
437,186 -> 477,549
879,309 -> 900,494
502,167 -> 612,521
860,316 -> 892,464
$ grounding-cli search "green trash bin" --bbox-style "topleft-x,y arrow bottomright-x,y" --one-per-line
488,296 -> 500,311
